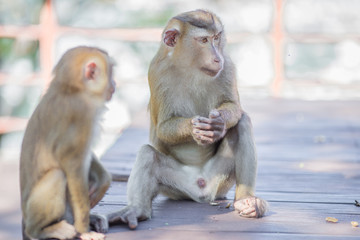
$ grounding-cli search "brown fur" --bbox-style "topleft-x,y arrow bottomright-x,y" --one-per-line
20,46 -> 114,240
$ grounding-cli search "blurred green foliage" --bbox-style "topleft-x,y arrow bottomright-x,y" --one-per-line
53,0 -> 176,28
0,38 -> 40,72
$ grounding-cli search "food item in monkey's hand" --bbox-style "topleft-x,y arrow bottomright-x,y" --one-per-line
325,217 -> 338,223
351,221 -> 359,227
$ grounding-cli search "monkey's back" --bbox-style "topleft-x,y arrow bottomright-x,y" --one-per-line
19,90 -> 100,212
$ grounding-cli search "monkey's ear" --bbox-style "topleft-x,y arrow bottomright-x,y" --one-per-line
164,29 -> 179,47
85,62 -> 97,80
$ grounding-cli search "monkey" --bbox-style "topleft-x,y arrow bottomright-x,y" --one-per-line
20,46 -> 115,240
108,9 -> 268,229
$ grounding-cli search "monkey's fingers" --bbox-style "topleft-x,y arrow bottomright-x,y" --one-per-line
79,231 -> 105,240
194,129 -> 215,137
234,197 -> 266,218
193,122 -> 213,131
110,207 -> 139,230
195,117 -> 212,124
194,131 -> 214,143
126,213 -> 138,230
191,116 -> 201,124
239,209 -> 257,218
209,109 -> 220,118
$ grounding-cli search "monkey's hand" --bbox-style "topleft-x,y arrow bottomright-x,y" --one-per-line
191,110 -> 226,145
234,197 -> 268,218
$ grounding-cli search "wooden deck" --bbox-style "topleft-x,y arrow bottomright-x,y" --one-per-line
94,99 -> 360,239
0,98 -> 359,240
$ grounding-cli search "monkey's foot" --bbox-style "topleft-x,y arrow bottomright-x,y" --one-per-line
78,231 -> 105,240
90,214 -> 109,233
234,197 -> 268,218
108,205 -> 150,230
39,220 -> 77,240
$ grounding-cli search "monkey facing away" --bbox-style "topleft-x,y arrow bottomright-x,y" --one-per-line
20,46 -> 115,240
108,9 -> 268,229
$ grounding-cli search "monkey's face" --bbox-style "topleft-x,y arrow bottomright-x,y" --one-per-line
192,30 -> 224,78
163,10 -> 225,79
105,76 -> 116,101
105,66 -> 116,101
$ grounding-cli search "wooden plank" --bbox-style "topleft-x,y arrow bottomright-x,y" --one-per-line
92,181 -> 360,237
98,182 -> 360,206
95,200 -> 360,238
104,231 -> 360,240
97,100 -> 360,239
101,127 -> 149,181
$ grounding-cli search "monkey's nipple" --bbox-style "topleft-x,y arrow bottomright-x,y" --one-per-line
197,178 -> 206,189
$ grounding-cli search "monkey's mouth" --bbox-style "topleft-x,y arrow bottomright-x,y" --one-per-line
201,67 -> 222,77
106,94 -> 113,101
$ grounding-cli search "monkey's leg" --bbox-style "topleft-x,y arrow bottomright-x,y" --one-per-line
203,112 -> 267,217
88,155 -> 111,233
24,169 -> 77,239
108,144 -> 202,229
230,113 -> 268,218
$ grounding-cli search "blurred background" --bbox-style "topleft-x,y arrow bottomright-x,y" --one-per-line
1,0 -> 360,162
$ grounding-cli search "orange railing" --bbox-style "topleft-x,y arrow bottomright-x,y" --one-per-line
1,0 -> 359,134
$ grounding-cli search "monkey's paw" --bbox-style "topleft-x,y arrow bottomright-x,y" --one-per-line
234,197 -> 268,218
79,231 -> 105,240
90,214 -> 109,233
42,220 -> 77,239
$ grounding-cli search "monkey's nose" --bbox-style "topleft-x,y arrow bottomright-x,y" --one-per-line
214,58 -> 220,63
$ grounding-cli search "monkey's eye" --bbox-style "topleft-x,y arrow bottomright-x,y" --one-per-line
214,32 -> 222,41
201,37 -> 208,43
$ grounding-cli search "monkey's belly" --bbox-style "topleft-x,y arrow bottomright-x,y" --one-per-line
169,143 -> 215,166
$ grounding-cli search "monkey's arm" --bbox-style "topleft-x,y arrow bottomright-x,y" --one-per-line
217,101 -> 242,130
157,117 -> 193,145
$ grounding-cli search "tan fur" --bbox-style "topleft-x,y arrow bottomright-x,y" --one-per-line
20,46 -> 114,240
108,10 -> 268,230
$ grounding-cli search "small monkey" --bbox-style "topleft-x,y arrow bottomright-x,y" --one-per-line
20,46 -> 115,240
108,10 -> 268,229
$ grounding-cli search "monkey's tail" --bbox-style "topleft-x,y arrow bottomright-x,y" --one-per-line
22,218 -> 31,240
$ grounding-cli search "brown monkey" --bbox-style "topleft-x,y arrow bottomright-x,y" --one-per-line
20,46 -> 115,240
108,9 -> 268,229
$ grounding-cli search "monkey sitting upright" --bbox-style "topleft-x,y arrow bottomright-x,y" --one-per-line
108,10 -> 268,229
20,46 -> 115,240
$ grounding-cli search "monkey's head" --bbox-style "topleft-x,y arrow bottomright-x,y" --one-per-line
52,46 -> 116,102
162,10 -> 225,79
